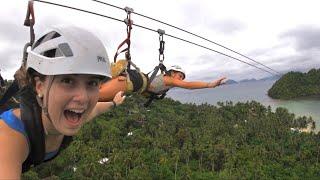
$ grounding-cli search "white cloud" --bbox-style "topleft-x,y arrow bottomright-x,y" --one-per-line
1,0 -> 320,80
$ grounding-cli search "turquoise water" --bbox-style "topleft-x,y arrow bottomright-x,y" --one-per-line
167,80 -> 320,131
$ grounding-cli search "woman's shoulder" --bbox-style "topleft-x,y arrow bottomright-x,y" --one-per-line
0,108 -> 26,139
0,109 -> 29,164
0,109 -> 25,135
0,108 -> 28,150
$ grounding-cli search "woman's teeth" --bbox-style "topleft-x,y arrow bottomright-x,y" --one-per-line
68,109 -> 85,114
64,109 -> 85,125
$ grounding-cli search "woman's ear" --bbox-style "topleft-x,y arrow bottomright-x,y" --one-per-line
34,76 -> 45,97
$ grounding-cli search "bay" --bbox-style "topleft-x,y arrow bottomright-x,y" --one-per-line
167,80 -> 320,131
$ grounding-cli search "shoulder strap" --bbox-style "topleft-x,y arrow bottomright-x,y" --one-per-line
20,86 -> 45,172
144,64 -> 169,107
148,63 -> 168,86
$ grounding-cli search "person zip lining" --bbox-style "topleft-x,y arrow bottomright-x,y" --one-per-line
99,14 -> 226,106
99,61 -> 226,106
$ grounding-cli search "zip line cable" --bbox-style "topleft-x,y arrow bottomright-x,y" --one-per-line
91,0 -> 282,76
133,23 -> 276,75
33,0 -> 277,76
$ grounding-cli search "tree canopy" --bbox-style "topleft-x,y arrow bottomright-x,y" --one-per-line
22,95 -> 320,179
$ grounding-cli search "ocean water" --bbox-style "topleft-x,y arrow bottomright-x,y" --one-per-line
167,80 -> 320,131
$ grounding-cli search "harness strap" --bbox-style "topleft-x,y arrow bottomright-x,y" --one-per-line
143,89 -> 169,107
113,8 -> 133,63
24,0 -> 35,45
113,7 -> 142,73
144,29 -> 169,107
22,0 -> 35,67
21,86 -> 45,172
148,63 -> 168,85
113,39 -> 130,63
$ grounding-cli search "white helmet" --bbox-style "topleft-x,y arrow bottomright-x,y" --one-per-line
167,65 -> 186,79
27,25 -> 111,78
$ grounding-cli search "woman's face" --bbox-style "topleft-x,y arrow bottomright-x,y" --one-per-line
171,71 -> 185,80
36,74 -> 101,136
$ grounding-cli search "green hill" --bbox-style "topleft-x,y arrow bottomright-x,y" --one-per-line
23,96 -> 320,179
268,68 -> 320,99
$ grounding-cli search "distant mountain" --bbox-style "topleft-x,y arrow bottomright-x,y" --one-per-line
238,75 -> 281,83
260,75 -> 281,81
225,79 -> 238,85
239,78 -> 257,83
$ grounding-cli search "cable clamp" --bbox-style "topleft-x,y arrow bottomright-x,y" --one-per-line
124,18 -> 133,26
124,6 -> 134,14
157,29 -> 165,35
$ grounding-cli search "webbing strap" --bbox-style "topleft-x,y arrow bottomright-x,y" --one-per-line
21,86 -> 45,172
148,63 -> 168,85
22,0 -> 35,67
113,39 -> 130,63
143,89 -> 168,107
24,0 -> 35,45
113,8 -> 133,63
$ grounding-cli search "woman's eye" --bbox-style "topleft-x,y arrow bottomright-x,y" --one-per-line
88,80 -> 99,87
61,78 -> 73,84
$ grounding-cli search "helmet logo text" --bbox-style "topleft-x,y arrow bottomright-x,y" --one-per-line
97,56 -> 106,63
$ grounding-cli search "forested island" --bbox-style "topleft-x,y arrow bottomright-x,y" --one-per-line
21,95 -> 320,179
268,68 -> 320,99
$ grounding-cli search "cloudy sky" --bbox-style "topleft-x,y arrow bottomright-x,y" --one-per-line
1,0 -> 320,81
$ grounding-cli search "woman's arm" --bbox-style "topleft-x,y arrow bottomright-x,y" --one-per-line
0,121 -> 29,179
164,76 -> 226,89
87,91 -> 126,121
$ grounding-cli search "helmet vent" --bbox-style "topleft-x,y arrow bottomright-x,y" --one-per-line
41,48 -> 63,58
32,31 -> 61,50
58,43 -> 73,57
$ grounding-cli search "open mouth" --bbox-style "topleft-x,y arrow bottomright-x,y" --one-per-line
64,109 -> 85,127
